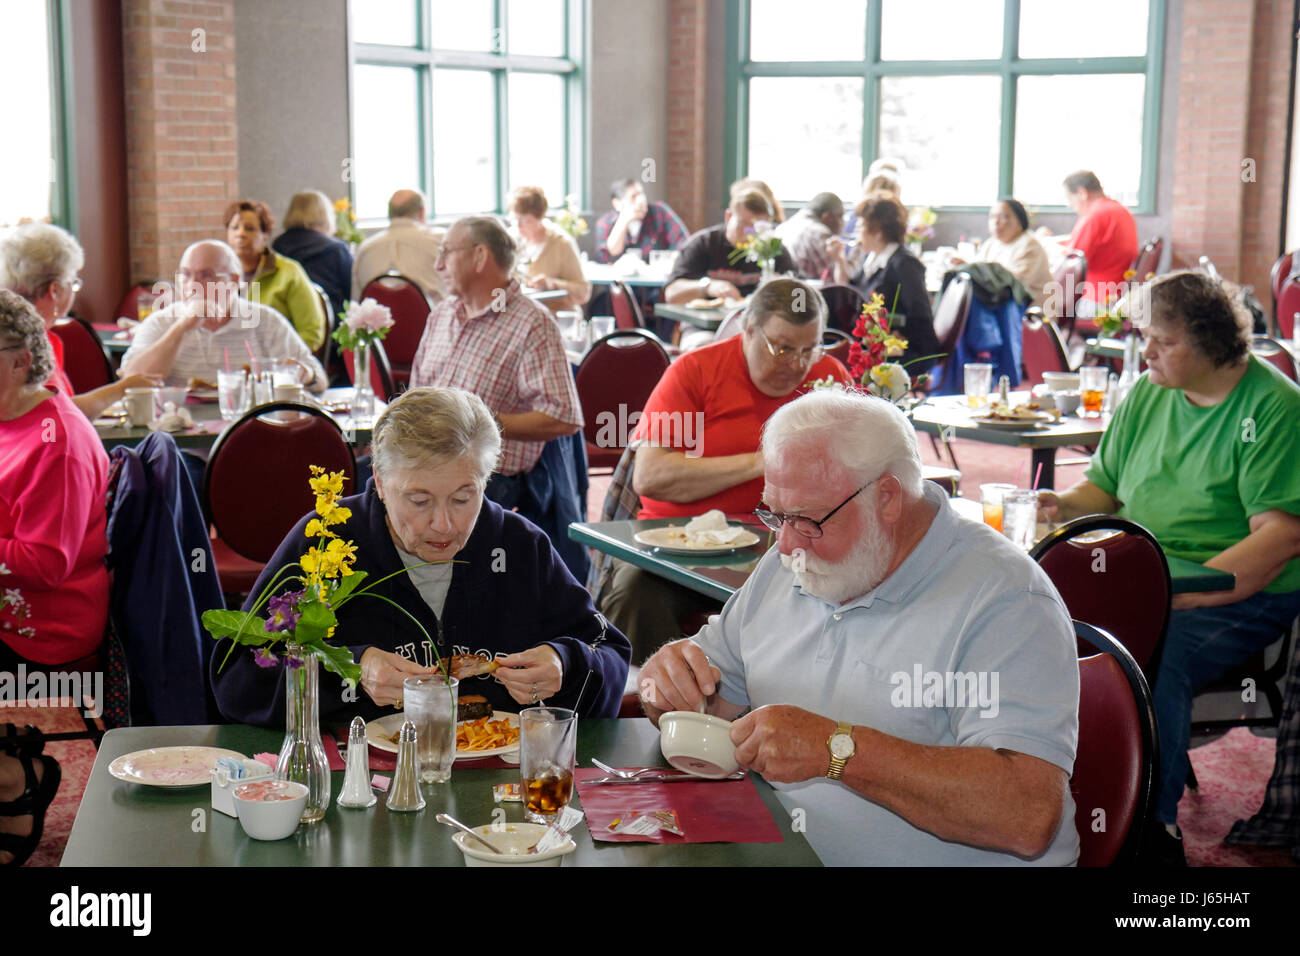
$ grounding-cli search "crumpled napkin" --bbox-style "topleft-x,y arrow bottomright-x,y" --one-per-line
683,509 -> 747,546
152,402 -> 195,432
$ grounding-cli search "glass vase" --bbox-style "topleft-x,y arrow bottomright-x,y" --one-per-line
276,644 -> 331,824
760,261 -> 776,285
352,343 -> 375,424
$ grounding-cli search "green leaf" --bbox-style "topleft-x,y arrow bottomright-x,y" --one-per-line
293,601 -> 336,644
311,642 -> 361,686
327,569 -> 368,605
202,609 -> 271,645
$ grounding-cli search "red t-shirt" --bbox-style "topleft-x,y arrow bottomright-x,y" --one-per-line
46,330 -> 77,396
0,389 -> 110,664
1067,197 -> 1138,303
632,336 -> 851,519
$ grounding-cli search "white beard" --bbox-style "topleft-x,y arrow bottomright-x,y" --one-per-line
779,515 -> 894,605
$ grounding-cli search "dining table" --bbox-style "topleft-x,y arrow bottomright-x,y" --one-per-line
583,261 -> 673,288
60,720 -> 820,867
652,302 -> 730,332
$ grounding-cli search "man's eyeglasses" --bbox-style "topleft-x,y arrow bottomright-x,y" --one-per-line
756,325 -> 823,364
435,243 -> 480,263
177,269 -> 237,284
753,477 -> 880,539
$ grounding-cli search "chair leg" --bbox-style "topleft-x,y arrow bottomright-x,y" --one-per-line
1186,765 -> 1198,792
929,433 -> 960,471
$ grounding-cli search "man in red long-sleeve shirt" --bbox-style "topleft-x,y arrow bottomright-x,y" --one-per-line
1059,170 -> 1138,313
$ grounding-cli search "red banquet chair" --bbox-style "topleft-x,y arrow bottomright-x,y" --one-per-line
575,329 -> 671,472
609,279 -> 645,330
818,283 -> 868,336
1020,311 -> 1073,387
359,273 -> 432,387
202,402 -> 357,596
1050,250 -> 1089,340
924,272 -> 973,393
49,316 -> 115,393
342,336 -> 396,402
1270,250 -> 1293,311
1251,335 -> 1299,383
1130,237 -> 1163,279
1073,621 -> 1157,867
1275,277 -> 1300,340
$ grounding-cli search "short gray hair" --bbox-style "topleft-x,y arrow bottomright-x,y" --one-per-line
742,277 -> 826,332
761,389 -> 923,497
283,190 -> 334,231
372,386 -> 502,486
0,223 -> 85,302
457,216 -> 516,273
180,240 -> 242,277
0,289 -> 54,386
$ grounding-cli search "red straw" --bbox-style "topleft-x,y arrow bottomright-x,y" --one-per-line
224,347 -> 230,373
1013,460 -> 1026,489
1032,462 -> 1044,490
243,339 -> 257,375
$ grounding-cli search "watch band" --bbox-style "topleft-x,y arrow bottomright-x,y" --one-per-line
826,720 -> 854,780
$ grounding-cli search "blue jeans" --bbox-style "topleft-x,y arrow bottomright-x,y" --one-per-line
1153,588 -> 1300,823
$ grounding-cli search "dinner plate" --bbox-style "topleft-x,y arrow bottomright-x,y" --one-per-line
970,413 -> 1053,431
633,525 -> 762,555
109,746 -> 247,788
367,710 -> 520,760
186,388 -> 220,402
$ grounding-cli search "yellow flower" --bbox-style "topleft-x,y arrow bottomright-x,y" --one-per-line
328,506 -> 352,526
309,470 -> 345,498
883,335 -> 907,357
304,518 -> 335,540
1123,269 -> 1136,280
333,198 -> 349,213
325,538 -> 358,575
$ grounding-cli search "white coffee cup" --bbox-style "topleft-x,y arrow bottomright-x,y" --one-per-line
273,382 -> 303,404
123,388 -> 157,427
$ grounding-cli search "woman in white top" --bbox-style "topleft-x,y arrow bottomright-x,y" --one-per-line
958,198 -> 1053,308
507,186 -> 591,313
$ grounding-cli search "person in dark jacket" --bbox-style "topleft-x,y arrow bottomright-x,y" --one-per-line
210,386 -> 631,727
271,190 -> 355,320
850,195 -> 940,375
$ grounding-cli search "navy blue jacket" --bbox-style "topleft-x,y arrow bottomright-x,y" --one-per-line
210,481 -> 631,727
107,431 -> 224,725
272,227 -> 354,319
852,247 -> 941,375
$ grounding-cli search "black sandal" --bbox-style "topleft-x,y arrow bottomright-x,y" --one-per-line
0,724 -> 45,759
0,752 -> 61,867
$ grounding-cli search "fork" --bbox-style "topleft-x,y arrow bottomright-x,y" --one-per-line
590,757 -> 662,779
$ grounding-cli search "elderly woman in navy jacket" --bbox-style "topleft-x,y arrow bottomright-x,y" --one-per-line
211,386 -> 631,726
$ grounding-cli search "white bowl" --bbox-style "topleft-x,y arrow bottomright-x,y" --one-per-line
1041,371 -> 1080,392
232,780 -> 309,840
1052,389 -> 1083,416
452,823 -> 577,867
658,711 -> 739,778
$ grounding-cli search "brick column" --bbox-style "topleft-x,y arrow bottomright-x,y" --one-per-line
666,0 -> 712,232
122,0 -> 238,285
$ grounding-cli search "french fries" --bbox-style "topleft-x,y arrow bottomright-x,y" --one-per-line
457,716 -> 520,752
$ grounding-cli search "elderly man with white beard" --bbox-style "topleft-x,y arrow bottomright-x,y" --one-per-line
638,389 -> 1081,866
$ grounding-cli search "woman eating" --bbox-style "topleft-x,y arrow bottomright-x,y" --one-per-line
952,198 -> 1052,307
1038,271 -> 1300,865
225,199 -> 327,352
211,386 -> 631,726
507,186 -> 591,313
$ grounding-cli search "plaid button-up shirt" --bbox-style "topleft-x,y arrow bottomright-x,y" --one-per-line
411,280 -> 582,476
593,201 -> 690,264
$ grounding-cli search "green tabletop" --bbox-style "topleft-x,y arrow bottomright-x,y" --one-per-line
93,324 -> 133,354
583,264 -> 671,288
1085,337 -> 1126,361
62,721 -> 819,867
653,302 -> 729,331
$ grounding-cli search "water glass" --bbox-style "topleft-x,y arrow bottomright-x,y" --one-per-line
590,315 -> 616,343
1001,489 -> 1040,550
519,707 -> 577,824
1079,365 -> 1108,417
217,370 -> 246,421
979,482 -> 1015,534
403,676 -> 458,784
964,363 -> 993,408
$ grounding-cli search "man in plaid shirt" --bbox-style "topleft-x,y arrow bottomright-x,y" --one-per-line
594,179 -> 689,263
775,191 -> 852,283
411,215 -> 582,489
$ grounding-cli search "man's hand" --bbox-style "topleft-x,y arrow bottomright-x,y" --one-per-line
360,647 -> 436,707
281,357 -> 315,386
824,236 -> 846,262
731,705 -> 834,783
638,638 -> 721,723
1035,489 -> 1063,524
704,279 -> 743,301
495,645 -> 563,706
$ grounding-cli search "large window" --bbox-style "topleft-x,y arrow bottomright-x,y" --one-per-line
348,0 -> 583,222
727,0 -> 1165,210
0,0 -> 67,226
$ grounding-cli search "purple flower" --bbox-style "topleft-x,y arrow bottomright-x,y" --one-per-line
253,647 -> 278,668
285,655 -> 304,670
265,590 -> 305,633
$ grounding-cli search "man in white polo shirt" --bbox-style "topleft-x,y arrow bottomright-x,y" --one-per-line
638,388 -> 1081,866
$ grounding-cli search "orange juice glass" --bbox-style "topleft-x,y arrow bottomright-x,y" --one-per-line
980,483 -> 1015,533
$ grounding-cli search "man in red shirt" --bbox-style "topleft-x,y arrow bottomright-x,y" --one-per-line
1060,170 -> 1138,312
599,278 -> 850,660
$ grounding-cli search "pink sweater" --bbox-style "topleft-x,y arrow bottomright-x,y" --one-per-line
0,389 -> 109,664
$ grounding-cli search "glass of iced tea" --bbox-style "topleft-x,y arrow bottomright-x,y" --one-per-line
979,482 -> 1015,533
519,706 -> 577,824
1079,366 -> 1107,417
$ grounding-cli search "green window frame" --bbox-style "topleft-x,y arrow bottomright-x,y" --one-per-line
347,0 -> 586,223
724,0 -> 1166,213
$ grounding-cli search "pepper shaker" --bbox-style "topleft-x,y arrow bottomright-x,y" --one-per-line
386,720 -> 425,812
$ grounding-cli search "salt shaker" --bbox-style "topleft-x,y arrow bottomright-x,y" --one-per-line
386,720 -> 425,812
337,716 -> 376,809
997,374 -> 1010,406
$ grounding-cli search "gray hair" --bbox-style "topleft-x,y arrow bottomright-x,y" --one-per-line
742,277 -> 827,332
761,389 -> 923,497
457,216 -> 516,273
372,386 -> 502,486
180,240 -> 242,277
283,190 -> 334,232
0,223 -> 86,302
0,290 -> 54,386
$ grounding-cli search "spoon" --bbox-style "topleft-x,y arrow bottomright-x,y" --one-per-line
435,813 -> 503,854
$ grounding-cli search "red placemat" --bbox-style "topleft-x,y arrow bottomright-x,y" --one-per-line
574,768 -> 785,844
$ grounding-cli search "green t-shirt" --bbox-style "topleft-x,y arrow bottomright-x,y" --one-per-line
1085,355 -> 1300,593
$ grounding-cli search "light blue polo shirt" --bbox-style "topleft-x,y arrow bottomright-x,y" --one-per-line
694,481 -> 1080,866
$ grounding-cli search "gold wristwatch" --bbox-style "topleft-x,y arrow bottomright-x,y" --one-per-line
826,721 -> 855,780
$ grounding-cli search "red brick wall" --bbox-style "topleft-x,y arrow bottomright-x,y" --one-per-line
122,0 -> 238,284
1241,0 -> 1293,298
666,0 -> 711,232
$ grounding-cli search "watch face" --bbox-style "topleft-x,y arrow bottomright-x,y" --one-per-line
829,733 -> 854,760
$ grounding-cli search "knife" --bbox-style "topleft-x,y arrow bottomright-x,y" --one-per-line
584,772 -> 745,785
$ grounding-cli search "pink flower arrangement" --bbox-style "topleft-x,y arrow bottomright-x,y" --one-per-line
334,298 -> 394,351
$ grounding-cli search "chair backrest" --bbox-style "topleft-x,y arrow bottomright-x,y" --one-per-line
1270,250 -> 1294,306
821,327 -> 852,368
311,282 -> 335,365
575,330 -> 671,470
1276,278 -> 1300,340
342,337 -> 396,400
1131,237 -> 1162,278
1020,312 -> 1072,386
818,283 -> 868,335
609,280 -> 645,330
1250,335 -> 1299,383
203,402 -> 357,562
360,273 -> 432,369
1073,620 -> 1157,867
49,316 -> 115,392
1052,251 -> 1088,321
1030,515 -> 1171,676
932,272 -> 973,357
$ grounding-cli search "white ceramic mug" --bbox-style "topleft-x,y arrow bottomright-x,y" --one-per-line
123,388 -> 157,427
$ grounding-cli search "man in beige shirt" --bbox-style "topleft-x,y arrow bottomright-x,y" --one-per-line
351,189 -> 446,304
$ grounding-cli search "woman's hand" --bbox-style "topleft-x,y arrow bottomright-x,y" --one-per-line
1036,489 -> 1063,524
281,356 -> 314,385
359,647 -> 436,707
495,645 -> 563,706
527,275 -> 555,291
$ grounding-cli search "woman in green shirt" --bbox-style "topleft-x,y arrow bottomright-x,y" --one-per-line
1039,271 -> 1300,865
224,199 -> 326,353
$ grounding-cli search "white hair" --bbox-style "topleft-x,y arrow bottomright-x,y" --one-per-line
761,389 -> 923,496
0,222 -> 85,301
372,386 -> 502,486
181,239 -> 242,276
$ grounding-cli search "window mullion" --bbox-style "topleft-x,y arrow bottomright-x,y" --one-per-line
863,0 -> 881,174
999,0 -> 1019,198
